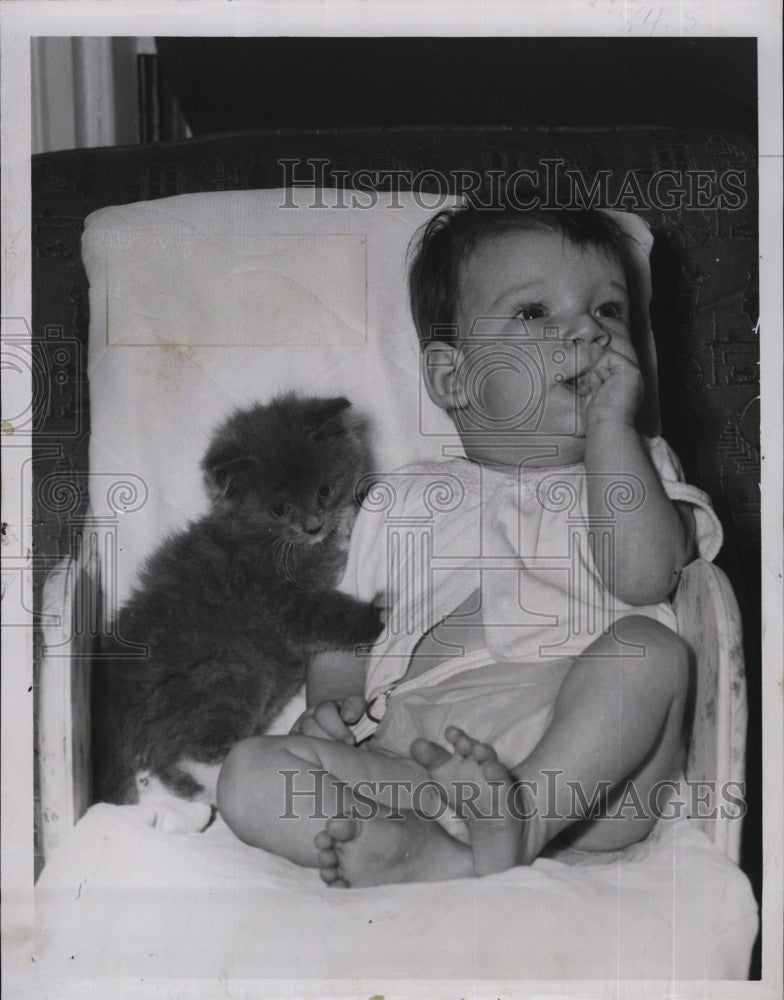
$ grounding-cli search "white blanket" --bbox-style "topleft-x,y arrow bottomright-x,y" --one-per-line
32,805 -> 756,988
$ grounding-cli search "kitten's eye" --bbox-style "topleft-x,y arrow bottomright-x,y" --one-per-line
317,484 -> 336,501
270,502 -> 289,517
596,301 -> 624,320
514,304 -> 545,322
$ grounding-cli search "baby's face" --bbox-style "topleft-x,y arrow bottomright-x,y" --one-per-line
452,228 -> 636,468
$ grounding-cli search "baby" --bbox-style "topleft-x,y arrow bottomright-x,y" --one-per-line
217,196 -> 721,886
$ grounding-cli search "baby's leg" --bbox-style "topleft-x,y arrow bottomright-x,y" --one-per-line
412,616 -> 689,867
514,615 -> 690,857
217,733 -> 471,882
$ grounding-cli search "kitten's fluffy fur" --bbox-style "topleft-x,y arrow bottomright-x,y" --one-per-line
92,394 -> 381,805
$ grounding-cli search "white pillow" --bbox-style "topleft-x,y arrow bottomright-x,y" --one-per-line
81,189 -> 658,606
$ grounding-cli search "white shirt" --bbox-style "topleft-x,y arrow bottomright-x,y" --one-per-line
339,437 -> 722,710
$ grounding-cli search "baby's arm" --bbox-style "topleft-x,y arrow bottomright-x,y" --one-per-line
583,349 -> 692,605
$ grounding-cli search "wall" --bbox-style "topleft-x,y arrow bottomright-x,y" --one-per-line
31,36 -> 156,153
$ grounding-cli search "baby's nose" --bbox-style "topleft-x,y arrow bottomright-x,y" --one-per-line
562,315 -> 611,350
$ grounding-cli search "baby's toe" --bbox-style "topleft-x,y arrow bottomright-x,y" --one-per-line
471,741 -> 498,765
445,727 -> 498,766
481,759 -> 510,783
324,816 -> 360,843
319,864 -> 344,886
316,830 -> 348,887
445,727 -> 474,756
447,727 -> 487,759
444,725 -> 467,746
317,848 -> 339,868
314,830 -> 335,850
410,737 -> 451,769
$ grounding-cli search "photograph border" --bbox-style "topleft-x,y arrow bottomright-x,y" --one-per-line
2,2 -> 782,998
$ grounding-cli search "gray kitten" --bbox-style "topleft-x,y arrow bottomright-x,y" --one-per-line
92,394 -> 381,805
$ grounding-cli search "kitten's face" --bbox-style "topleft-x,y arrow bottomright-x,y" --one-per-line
203,396 -> 370,552
252,465 -> 358,549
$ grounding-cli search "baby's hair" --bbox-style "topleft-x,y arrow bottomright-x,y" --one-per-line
408,189 -> 632,347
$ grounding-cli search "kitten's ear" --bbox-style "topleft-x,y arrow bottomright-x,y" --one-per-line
202,448 -> 254,501
311,396 -> 354,441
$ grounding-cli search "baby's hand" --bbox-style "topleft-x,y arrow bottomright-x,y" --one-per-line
290,695 -> 368,744
581,347 -> 644,430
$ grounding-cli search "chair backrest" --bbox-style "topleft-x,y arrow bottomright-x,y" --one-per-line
674,558 -> 747,863
35,160 -> 742,864
38,543 -> 97,860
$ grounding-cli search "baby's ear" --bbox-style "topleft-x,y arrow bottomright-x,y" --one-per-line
421,341 -> 467,411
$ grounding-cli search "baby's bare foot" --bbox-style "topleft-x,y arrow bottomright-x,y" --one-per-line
314,809 -> 472,888
411,726 -> 541,875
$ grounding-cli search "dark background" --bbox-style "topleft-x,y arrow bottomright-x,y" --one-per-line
155,36 -> 757,137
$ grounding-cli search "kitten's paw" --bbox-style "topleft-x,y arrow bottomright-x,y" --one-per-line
146,801 -> 215,833
135,772 -> 216,832
353,599 -> 385,644
373,591 -> 389,627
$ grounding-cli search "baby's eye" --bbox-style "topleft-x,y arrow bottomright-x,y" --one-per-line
595,302 -> 625,320
514,304 -> 545,322
269,502 -> 289,517
317,484 -> 336,501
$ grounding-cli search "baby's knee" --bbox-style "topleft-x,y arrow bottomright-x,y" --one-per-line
216,736 -> 270,831
615,616 -> 691,701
